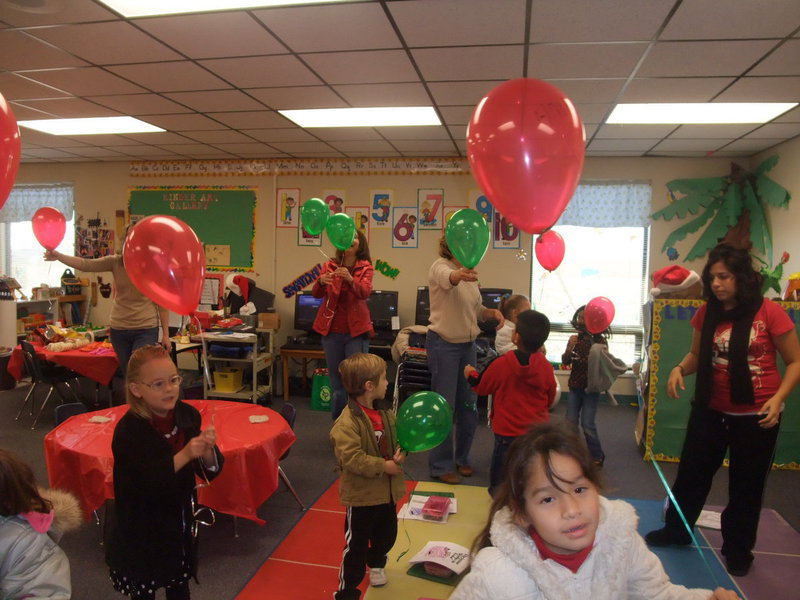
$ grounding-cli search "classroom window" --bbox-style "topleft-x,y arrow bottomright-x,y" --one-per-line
529,183 -> 651,367
0,184 -> 75,297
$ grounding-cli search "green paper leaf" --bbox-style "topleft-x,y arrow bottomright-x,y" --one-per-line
743,181 -> 770,259
686,205 -> 731,261
756,173 -> 791,208
722,183 -> 743,227
661,200 -> 720,251
667,176 -> 727,198
652,182 -> 723,221
754,155 -> 779,176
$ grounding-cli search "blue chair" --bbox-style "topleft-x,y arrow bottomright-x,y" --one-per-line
54,402 -> 87,427
16,341 -> 81,429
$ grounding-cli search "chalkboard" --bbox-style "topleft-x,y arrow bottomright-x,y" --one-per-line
646,299 -> 800,469
129,187 -> 256,272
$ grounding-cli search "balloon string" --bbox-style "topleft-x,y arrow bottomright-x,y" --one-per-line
394,470 -> 418,563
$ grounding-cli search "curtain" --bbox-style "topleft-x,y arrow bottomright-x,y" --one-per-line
557,182 -> 651,228
0,184 -> 74,223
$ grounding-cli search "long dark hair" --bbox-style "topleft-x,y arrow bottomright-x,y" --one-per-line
334,229 -> 371,264
0,448 -> 51,516
471,421 -> 603,553
701,243 -> 763,310
570,305 -> 609,343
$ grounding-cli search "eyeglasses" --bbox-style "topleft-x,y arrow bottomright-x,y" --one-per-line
139,375 -> 183,392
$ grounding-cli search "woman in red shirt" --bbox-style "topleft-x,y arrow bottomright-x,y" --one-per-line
645,244 -> 800,578
312,230 -> 374,420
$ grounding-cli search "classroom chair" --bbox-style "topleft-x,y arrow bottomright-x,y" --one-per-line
16,341 -> 81,429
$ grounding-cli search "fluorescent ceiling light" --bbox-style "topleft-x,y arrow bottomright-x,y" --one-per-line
18,117 -> 165,135
98,0 -> 349,18
279,107 -> 441,128
607,103 -> 797,124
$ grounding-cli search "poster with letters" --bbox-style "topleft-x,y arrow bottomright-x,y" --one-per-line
369,189 -> 393,229
417,188 -> 443,230
392,206 -> 418,248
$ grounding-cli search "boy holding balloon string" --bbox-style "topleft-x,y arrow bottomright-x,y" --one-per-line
330,353 -> 407,599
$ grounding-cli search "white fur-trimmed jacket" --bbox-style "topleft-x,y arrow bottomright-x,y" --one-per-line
450,497 -> 713,600
0,488 -> 82,600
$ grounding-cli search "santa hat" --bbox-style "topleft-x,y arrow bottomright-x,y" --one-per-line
233,275 -> 250,303
650,265 -> 700,297
225,273 -> 241,296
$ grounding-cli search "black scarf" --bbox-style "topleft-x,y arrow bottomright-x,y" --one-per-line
694,297 -> 762,407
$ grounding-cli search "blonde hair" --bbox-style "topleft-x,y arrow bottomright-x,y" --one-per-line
438,233 -> 454,260
338,353 -> 385,399
126,345 -> 175,418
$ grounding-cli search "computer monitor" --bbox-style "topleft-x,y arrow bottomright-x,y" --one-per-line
366,290 -> 399,331
415,286 -> 430,326
293,291 -> 323,333
480,287 -> 513,312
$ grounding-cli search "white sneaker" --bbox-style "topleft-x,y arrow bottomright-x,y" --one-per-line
369,567 -> 387,587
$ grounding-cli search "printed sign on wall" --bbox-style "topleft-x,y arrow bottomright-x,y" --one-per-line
345,206 -> 370,243
392,206 -> 419,248
322,189 -> 346,214
370,189 -> 393,229
442,205 -> 468,229
276,188 -> 300,228
297,202 -> 322,247
469,189 -> 494,223
493,210 -> 521,249
417,188 -> 443,230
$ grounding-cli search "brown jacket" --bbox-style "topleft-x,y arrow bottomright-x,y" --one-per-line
330,400 -> 407,507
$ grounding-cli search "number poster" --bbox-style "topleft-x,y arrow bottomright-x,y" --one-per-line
493,210 -> 521,249
276,188 -> 300,228
370,189 -> 393,229
345,206 -> 370,243
442,205 -> 468,229
392,206 -> 419,248
417,188 -> 443,229
297,201 -> 322,247
469,189 -> 494,223
322,189 -> 346,214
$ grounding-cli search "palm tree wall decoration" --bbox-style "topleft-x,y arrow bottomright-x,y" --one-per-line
652,156 -> 791,263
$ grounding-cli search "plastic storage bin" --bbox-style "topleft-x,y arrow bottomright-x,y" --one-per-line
311,368 -> 332,411
213,367 -> 244,392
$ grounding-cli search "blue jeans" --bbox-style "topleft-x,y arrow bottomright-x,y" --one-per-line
489,433 -> 516,496
425,330 -> 478,477
110,327 -> 159,377
322,333 -> 370,421
566,388 -> 604,461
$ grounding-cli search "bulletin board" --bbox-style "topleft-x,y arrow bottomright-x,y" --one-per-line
646,298 -> 800,469
128,186 -> 256,272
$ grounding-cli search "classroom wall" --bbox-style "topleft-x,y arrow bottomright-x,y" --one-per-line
14,139 -> 800,345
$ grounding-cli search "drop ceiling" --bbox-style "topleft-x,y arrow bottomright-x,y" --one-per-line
0,0 -> 798,163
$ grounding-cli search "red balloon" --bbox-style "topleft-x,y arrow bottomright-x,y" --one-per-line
534,230 -> 565,271
0,92 -> 21,211
31,207 -> 66,250
123,215 -> 206,315
585,297 -> 615,334
467,78 -> 585,234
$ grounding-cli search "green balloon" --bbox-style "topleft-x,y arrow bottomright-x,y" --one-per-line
325,212 -> 357,251
300,197 -> 328,236
396,391 -> 453,453
445,208 -> 490,269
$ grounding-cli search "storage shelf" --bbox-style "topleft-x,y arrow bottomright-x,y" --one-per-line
202,329 -> 276,403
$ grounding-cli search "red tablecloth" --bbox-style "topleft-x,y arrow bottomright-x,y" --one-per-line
43,400 -> 296,525
7,343 -> 119,386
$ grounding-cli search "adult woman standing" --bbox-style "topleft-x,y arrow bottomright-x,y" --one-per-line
645,244 -> 800,577
312,230 -> 374,421
426,234 -> 504,484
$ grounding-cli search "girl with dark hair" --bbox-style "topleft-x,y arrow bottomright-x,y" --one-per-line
449,421 -> 740,600
645,244 -> 800,578
494,294 -> 531,355
312,229 -> 375,420
562,305 -> 610,466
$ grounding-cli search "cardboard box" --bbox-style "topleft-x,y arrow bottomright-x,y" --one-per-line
258,312 -> 280,330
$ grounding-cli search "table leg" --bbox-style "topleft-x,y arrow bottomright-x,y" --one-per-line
283,356 -> 290,402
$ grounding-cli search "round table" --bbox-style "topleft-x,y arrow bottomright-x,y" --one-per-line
44,400 -> 296,524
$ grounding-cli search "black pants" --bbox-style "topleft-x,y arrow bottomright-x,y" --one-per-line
334,503 -> 397,600
665,407 -> 780,560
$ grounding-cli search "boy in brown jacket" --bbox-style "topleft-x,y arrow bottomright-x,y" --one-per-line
330,353 -> 406,600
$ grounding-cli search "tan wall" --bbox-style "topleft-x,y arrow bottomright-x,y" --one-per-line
14,143 -> 800,344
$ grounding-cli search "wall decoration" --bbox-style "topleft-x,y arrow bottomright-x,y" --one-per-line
442,205 -> 467,229
282,263 -> 324,298
345,205 -> 370,243
200,273 -> 225,308
392,206 -> 418,248
75,213 -> 115,258
417,188 -> 443,229
297,209 -> 322,246
276,188 -> 300,228
322,189 -> 346,214
469,189 -> 494,223
375,259 -> 400,279
370,189 -> 393,228
128,186 -> 256,272
205,244 -> 231,266
492,210 -> 521,249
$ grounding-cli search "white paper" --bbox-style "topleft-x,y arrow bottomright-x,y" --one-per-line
696,509 -> 721,529
88,415 -> 112,423
200,278 -> 220,305
398,493 -> 457,522
408,541 -> 471,575
249,414 -> 269,423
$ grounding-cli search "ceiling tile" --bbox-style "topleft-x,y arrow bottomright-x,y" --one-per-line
573,103 -> 613,123
136,12 -> 285,59
390,0 -> 526,46
649,150 -> 720,158
749,40 -> 800,76
22,67 -> 146,96
448,125 -> 467,141
638,40 -> 777,77
65,146 -> 129,158
206,111 -> 289,129
8,103 -> 59,119
0,0 -> 116,26
267,141 -> 338,153
546,79 -> 625,103
241,128 -> 317,142
333,83 -> 432,107
22,148 -> 85,159
668,124 -> 760,139
392,140 -> 457,152
584,123 -> 599,138
0,72 -> 70,100
119,132 -> 196,145
428,81 -> 504,106
587,138 -> 661,151
162,90 -> 266,112
14,97 -> 120,118
652,138 -> 729,152
661,0 -> 800,40
181,130 -> 256,144
532,0 -> 671,42
743,123 -> 800,139
253,4 -> 399,53
620,77 -> 735,102
111,145 -> 185,157
302,50 -> 419,85
199,55 -> 321,88
107,61 -> 231,93
17,130 -> 88,147
30,22 -> 182,65
212,143 -> 281,155
59,133 -> 153,146
154,144 -> 235,156
143,113 -> 228,130
375,126 -> 450,141
305,128 -> 384,142
529,43 -> 648,78
414,46 -> 523,81
595,124 -> 677,138
89,94 -> 193,115
720,138 -> 786,152
328,140 -> 396,153
246,86 -> 346,110
439,106 -> 474,126
713,77 -> 800,101
586,150 -> 645,156
773,106 -> 800,123
0,31 -> 88,70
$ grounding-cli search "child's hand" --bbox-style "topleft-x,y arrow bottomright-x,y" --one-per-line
319,272 -> 334,285
463,364 -> 477,378
183,435 -> 208,459
334,267 -> 354,284
200,425 -> 216,449
393,448 -> 406,465
709,588 -> 741,600
384,459 -> 403,476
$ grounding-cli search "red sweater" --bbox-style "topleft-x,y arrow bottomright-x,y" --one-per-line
311,259 -> 374,338
467,350 -> 557,436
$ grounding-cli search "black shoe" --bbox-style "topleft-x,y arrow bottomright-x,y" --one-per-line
724,553 -> 753,577
644,527 -> 692,547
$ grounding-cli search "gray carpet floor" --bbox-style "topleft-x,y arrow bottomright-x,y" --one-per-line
1,379 -> 798,600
